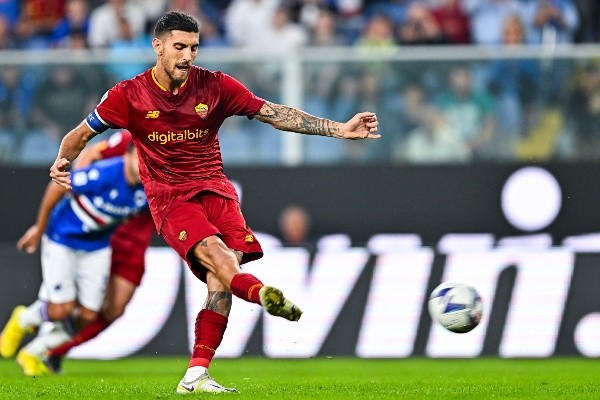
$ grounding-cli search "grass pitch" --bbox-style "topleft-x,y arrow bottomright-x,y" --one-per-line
0,357 -> 598,399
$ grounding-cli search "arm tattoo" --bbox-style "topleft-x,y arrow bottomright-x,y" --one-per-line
204,291 -> 232,317
256,102 -> 341,138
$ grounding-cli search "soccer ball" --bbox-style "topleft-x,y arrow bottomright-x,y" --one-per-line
428,281 -> 483,333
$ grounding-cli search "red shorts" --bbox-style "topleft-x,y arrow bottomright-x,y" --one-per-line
161,192 -> 263,282
110,210 -> 155,286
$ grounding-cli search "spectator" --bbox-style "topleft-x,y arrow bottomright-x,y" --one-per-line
483,14 -> 541,156
463,0 -> 527,45
566,63 -> 600,160
431,0 -> 471,44
367,0 -> 414,26
0,0 -> 20,27
130,0 -> 167,25
356,13 -> 397,49
164,0 -> 221,32
14,0 -> 66,48
397,2 -> 448,45
199,17 -> 228,48
329,0 -> 366,44
104,16 -> 152,83
573,0 -> 600,42
435,65 -> 497,158
310,9 -> 345,46
397,104 -> 471,163
376,82 -> 429,161
288,0 -> 326,29
263,6 -> 308,52
303,10 -> 346,163
0,14 -> 17,49
278,205 -> 315,249
30,65 -> 97,137
50,0 -> 89,47
0,66 -> 37,142
224,0 -> 279,48
521,0 -> 579,45
87,0 -> 146,48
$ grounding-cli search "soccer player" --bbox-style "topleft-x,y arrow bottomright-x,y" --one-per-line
27,130 -> 156,374
1,144 -> 148,376
49,11 -> 380,394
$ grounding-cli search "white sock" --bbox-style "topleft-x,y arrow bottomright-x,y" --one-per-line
23,323 -> 71,356
18,300 -> 48,329
183,366 -> 207,381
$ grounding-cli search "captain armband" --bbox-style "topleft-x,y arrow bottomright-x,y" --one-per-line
85,110 -> 110,134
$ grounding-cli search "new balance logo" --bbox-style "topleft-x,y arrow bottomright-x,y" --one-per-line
145,111 -> 160,119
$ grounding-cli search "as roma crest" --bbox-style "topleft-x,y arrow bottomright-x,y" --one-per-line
195,102 -> 209,118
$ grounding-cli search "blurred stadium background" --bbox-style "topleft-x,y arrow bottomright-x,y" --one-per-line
1,0 -> 600,363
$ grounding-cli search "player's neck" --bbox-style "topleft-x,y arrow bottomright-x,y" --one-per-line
152,66 -> 185,94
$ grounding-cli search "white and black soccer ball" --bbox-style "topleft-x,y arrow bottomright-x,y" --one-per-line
428,281 -> 483,333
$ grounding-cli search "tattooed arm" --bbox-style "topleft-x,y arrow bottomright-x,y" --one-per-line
255,101 -> 380,140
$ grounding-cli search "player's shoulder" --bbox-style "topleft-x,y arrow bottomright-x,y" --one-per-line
114,69 -> 153,90
191,65 -> 226,82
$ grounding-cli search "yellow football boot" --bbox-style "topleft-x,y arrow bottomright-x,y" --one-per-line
16,349 -> 49,377
0,306 -> 30,358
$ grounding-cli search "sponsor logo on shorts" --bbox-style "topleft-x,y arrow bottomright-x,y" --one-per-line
179,230 -> 187,241
245,234 -> 254,243
195,102 -> 209,118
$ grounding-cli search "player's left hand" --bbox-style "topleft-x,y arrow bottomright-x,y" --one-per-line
50,158 -> 72,190
17,225 -> 42,254
341,112 -> 380,140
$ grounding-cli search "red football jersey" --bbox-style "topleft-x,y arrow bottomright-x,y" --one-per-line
89,67 -> 265,230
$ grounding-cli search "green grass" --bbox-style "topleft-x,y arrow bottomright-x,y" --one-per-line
0,357 -> 598,399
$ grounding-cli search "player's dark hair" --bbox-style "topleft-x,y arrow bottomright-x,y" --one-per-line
154,11 -> 199,38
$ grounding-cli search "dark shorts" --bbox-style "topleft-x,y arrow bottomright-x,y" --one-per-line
110,210 -> 155,286
161,192 -> 263,282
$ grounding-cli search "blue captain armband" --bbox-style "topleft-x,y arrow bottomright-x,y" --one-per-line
85,109 -> 110,133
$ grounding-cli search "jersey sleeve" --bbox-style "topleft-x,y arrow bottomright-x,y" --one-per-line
219,73 -> 265,118
86,84 -> 130,133
98,130 -> 132,159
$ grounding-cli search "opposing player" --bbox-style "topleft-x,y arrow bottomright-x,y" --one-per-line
38,130 -> 155,374
1,144 -> 148,376
49,11 -> 379,393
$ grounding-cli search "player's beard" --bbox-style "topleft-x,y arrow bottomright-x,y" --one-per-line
166,67 -> 186,87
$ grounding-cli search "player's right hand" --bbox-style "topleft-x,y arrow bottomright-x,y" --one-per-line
50,158 -> 72,190
17,225 -> 42,254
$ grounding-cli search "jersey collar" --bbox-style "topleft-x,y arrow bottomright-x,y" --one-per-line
151,67 -> 188,93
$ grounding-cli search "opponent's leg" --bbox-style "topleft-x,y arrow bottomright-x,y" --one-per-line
17,322 -> 70,376
45,274 -> 136,372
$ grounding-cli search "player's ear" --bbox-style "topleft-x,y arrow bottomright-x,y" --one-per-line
152,37 -> 162,56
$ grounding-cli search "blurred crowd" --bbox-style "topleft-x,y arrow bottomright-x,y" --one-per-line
1,0 -> 600,165
0,0 -> 597,50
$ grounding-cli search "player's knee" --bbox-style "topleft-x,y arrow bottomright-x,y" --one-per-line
47,302 -> 76,321
78,307 -> 100,326
193,237 -> 237,269
102,304 -> 126,322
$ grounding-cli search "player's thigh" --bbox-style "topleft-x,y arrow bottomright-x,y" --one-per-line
161,198 -> 219,260
38,235 -> 77,304
75,246 -> 111,312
